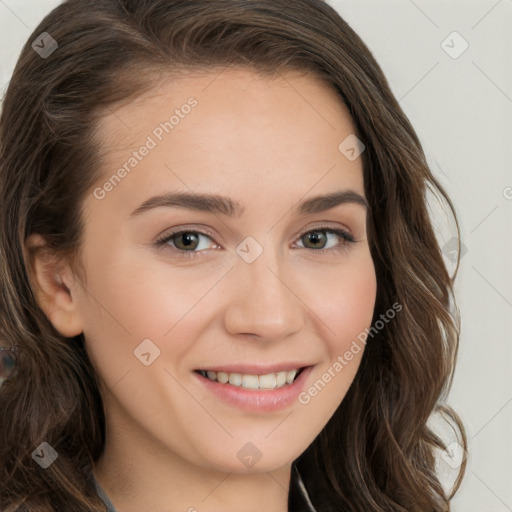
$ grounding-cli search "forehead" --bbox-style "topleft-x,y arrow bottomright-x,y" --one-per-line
89,67 -> 365,216
94,66 -> 358,152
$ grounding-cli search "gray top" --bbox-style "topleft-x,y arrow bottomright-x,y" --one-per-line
95,478 -> 116,512
94,464 -> 318,511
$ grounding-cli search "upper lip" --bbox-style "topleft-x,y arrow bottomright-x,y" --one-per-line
195,362 -> 312,375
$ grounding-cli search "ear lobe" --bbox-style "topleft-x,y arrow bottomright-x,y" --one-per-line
25,233 -> 84,338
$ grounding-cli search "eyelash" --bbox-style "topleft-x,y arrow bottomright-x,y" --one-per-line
154,226 -> 356,258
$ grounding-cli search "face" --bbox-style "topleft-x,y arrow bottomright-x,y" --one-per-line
73,67 -> 377,474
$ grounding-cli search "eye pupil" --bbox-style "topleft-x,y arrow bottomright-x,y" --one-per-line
176,232 -> 199,250
305,231 -> 326,249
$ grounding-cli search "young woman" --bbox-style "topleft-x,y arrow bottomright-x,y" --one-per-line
0,0 -> 467,510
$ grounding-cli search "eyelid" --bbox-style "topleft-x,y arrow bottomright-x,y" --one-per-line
290,222 -> 355,244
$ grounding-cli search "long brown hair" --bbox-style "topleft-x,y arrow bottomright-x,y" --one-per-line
0,0 -> 466,510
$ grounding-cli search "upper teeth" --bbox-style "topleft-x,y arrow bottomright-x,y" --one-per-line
200,369 -> 300,390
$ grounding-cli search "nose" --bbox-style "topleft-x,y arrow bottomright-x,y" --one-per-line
223,246 -> 305,341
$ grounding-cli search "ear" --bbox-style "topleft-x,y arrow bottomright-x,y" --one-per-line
24,233 -> 84,338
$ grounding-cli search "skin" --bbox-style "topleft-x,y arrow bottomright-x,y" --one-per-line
27,68 -> 377,512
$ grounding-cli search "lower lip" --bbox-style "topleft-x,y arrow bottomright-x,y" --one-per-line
194,366 -> 314,412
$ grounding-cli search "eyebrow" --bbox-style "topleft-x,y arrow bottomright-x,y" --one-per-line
129,189 -> 369,219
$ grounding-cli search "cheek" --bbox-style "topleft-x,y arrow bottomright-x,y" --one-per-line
295,254 -> 376,415
78,246 -> 222,389
307,251 -> 377,347
303,251 -> 375,374
79,239 -> 190,337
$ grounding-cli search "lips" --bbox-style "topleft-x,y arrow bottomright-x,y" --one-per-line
193,364 -> 314,412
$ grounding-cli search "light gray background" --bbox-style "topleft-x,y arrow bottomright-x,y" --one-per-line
1,0 -> 511,510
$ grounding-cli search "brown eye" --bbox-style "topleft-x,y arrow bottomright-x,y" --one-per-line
155,229 -> 216,255
302,230 -> 328,249
297,228 -> 354,252
172,232 -> 201,251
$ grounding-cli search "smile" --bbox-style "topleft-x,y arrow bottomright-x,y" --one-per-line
195,368 -> 304,390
